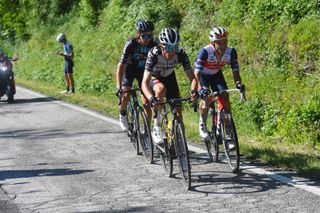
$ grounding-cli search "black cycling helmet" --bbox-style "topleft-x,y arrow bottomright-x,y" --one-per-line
159,28 -> 180,45
135,19 -> 154,33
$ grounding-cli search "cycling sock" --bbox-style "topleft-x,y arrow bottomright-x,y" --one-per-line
66,86 -> 70,92
154,114 -> 161,127
71,87 -> 75,93
120,110 -> 127,116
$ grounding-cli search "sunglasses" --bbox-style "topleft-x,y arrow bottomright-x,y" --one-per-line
163,44 -> 179,53
140,34 -> 153,40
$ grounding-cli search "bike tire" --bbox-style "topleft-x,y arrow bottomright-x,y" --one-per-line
159,142 -> 173,177
127,103 -> 139,155
6,85 -> 14,103
137,107 -> 154,164
207,109 -> 219,162
174,122 -> 191,190
221,111 -> 240,173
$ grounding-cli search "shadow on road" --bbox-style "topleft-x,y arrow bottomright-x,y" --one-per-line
188,151 -> 280,194
0,128 -> 123,140
0,168 -> 94,180
12,97 -> 56,104
84,206 -> 154,213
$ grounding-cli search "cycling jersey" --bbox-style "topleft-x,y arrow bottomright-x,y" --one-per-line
145,46 -> 192,78
194,44 -> 239,75
120,37 -> 158,70
63,42 -> 73,63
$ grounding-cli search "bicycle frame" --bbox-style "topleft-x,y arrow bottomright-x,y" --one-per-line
155,97 -> 190,150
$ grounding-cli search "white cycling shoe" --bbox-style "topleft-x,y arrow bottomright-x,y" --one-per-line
199,119 -> 209,140
152,126 -> 163,145
119,114 -> 129,131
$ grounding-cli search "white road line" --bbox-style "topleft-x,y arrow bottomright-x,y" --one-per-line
17,86 -> 119,125
17,86 -> 320,196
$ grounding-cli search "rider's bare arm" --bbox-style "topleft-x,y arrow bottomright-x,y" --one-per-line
185,68 -> 198,92
230,48 -> 241,85
141,71 -> 153,101
116,63 -> 126,88
194,70 -> 202,91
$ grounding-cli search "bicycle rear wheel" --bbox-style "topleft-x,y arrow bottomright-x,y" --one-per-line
206,109 -> 219,162
174,122 -> 191,190
127,103 -> 139,155
159,141 -> 173,177
221,111 -> 240,173
137,107 -> 153,164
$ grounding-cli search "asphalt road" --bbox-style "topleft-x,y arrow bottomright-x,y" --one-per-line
0,87 -> 319,213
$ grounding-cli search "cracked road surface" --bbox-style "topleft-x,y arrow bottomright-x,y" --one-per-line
0,87 -> 319,213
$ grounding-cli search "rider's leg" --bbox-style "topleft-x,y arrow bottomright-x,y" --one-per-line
141,95 -> 152,124
198,73 -> 214,139
153,81 -> 166,125
118,69 -> 133,131
150,80 -> 166,144
119,85 -> 131,112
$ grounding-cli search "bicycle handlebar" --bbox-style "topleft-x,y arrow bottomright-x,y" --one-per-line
208,88 -> 246,102
152,96 -> 197,118
202,88 -> 246,109
117,88 -> 142,105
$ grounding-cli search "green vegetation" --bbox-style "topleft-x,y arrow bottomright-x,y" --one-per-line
1,0 -> 319,178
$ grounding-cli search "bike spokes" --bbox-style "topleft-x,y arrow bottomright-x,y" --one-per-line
138,109 -> 153,164
127,103 -> 139,155
175,123 -> 191,190
221,113 -> 240,173
207,110 -> 219,162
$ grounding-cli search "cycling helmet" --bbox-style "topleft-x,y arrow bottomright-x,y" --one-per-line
159,28 -> 180,45
209,27 -> 228,42
56,33 -> 66,42
135,19 -> 154,33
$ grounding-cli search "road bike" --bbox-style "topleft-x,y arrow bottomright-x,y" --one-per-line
120,88 -> 154,164
202,89 -> 245,173
153,97 -> 196,190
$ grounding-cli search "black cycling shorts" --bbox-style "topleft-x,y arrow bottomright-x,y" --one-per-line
122,67 -> 144,88
150,71 -> 180,100
199,70 -> 228,92
64,61 -> 74,74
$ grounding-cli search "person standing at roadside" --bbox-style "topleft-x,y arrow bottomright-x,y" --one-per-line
56,33 -> 75,94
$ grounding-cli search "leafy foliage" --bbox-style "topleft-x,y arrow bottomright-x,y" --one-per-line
2,0 -> 320,161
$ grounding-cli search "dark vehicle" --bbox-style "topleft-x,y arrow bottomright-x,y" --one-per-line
0,57 -> 16,103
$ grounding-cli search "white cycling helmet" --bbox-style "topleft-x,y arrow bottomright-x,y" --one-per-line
159,28 -> 180,45
209,27 -> 228,42
56,33 -> 66,42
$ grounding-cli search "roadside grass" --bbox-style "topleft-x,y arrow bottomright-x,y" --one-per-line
16,78 -> 320,179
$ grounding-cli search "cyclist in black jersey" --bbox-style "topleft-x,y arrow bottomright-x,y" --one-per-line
116,19 -> 158,131
141,28 -> 198,144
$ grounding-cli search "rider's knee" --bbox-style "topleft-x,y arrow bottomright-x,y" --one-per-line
154,83 -> 166,96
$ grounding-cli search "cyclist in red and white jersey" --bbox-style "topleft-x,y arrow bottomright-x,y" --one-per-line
194,27 -> 245,139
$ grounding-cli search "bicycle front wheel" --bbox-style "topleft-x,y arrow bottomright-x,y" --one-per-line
127,103 -> 139,155
137,107 -> 154,164
221,111 -> 240,173
174,122 -> 191,190
159,142 -> 173,177
207,109 -> 219,162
